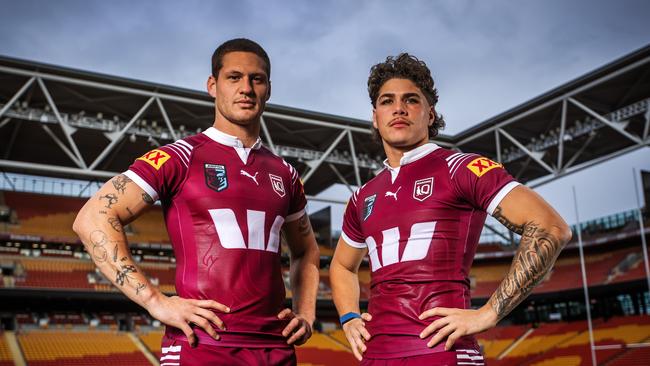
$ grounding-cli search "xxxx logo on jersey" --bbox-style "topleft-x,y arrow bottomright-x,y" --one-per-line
466,157 -> 502,177
137,149 -> 170,170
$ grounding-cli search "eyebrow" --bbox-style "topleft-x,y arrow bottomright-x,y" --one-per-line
378,92 -> 421,99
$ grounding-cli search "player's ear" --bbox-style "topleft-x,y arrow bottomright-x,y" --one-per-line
372,108 -> 378,129
207,75 -> 217,98
429,107 -> 435,127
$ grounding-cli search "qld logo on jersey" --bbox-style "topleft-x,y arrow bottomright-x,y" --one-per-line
363,194 -> 377,221
269,174 -> 286,197
204,164 -> 228,192
413,177 -> 434,202
467,157 -> 502,177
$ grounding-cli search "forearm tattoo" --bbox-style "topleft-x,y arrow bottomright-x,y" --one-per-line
112,174 -> 132,195
107,217 -> 123,233
492,206 -> 524,235
89,230 -> 108,263
489,221 -> 563,320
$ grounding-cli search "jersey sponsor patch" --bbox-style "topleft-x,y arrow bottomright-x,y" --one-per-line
205,163 -> 228,192
137,149 -> 170,170
363,194 -> 377,221
413,177 -> 434,202
466,157 -> 502,177
269,174 -> 286,197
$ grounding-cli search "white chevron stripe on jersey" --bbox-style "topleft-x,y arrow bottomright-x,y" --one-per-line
445,152 -> 463,165
166,144 -> 188,168
170,143 -> 190,161
175,139 -> 194,152
451,154 -> 478,178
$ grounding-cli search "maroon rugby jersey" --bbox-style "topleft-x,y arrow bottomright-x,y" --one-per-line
125,127 -> 306,348
341,143 -> 519,359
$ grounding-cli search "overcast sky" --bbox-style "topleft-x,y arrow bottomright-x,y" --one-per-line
1,0 -> 649,225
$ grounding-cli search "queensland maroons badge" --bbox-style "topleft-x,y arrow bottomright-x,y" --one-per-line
205,164 -> 228,192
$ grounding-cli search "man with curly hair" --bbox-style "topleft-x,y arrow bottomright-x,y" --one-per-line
330,53 -> 571,365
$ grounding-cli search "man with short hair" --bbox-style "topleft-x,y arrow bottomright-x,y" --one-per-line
330,53 -> 572,365
74,38 -> 320,365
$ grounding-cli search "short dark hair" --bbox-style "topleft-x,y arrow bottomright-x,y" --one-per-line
211,38 -> 270,79
367,53 -> 445,139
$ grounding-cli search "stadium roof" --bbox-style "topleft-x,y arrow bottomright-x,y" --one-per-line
0,44 -> 648,197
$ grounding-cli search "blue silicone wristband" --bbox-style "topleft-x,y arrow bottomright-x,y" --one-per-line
340,312 -> 361,325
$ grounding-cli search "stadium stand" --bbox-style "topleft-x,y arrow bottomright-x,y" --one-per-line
18,330 -> 152,366
0,332 -> 14,366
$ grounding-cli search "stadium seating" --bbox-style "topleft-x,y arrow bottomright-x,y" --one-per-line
18,330 -> 152,366
137,330 -> 164,360
0,332 -> 14,366
296,332 -> 357,365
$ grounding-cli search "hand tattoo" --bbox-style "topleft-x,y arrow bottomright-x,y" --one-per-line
112,174 -> 132,195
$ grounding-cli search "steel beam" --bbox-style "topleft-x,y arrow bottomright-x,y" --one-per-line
347,130 -> 362,186
302,130 -> 348,183
0,76 -> 35,120
558,99 -> 567,171
328,163 -> 355,194
569,97 -> 642,145
498,129 -> 555,174
0,117 -> 11,129
41,124 -> 83,167
494,129 -> 502,163
89,96 -> 155,170
260,116 -> 278,155
37,77 -> 87,168
156,98 -> 178,141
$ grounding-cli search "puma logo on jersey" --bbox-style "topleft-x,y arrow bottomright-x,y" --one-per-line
384,186 -> 401,201
240,170 -> 259,185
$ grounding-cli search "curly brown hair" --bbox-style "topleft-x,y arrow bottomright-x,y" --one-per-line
367,53 -> 445,139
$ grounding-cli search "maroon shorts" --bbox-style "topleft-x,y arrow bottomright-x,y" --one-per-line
160,335 -> 296,366
360,349 -> 486,366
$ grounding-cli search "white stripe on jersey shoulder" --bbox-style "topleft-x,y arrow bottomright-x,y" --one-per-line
123,170 -> 159,202
281,159 -> 299,181
286,208 -> 306,223
175,139 -> 194,152
450,154 -> 480,179
350,180 -> 370,205
170,142 -> 190,159
166,144 -> 188,168
486,181 -> 521,215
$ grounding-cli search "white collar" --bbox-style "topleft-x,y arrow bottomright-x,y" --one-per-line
203,127 -> 262,150
382,143 -> 439,171
382,143 -> 439,184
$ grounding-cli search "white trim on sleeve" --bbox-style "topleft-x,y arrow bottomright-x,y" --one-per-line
123,170 -> 159,202
285,208 -> 306,223
487,181 -> 520,215
341,231 -> 366,249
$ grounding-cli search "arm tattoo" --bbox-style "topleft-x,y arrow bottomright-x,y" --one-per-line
112,243 -> 118,263
489,222 -> 562,320
135,282 -> 147,295
492,206 -> 524,235
100,193 -> 118,209
142,193 -> 154,205
298,215 -> 312,237
115,264 -> 138,286
107,217 -> 123,233
112,174 -> 132,195
126,207 -> 134,217
89,230 -> 108,263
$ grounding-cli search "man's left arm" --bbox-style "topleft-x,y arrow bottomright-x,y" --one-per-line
278,213 -> 321,345
419,185 -> 572,349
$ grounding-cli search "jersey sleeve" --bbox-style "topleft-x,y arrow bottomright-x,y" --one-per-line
340,189 -> 366,249
451,155 -> 520,215
123,143 -> 190,202
284,162 -> 307,222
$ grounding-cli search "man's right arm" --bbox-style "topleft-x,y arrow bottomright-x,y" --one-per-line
330,239 -> 371,361
73,174 -> 228,346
